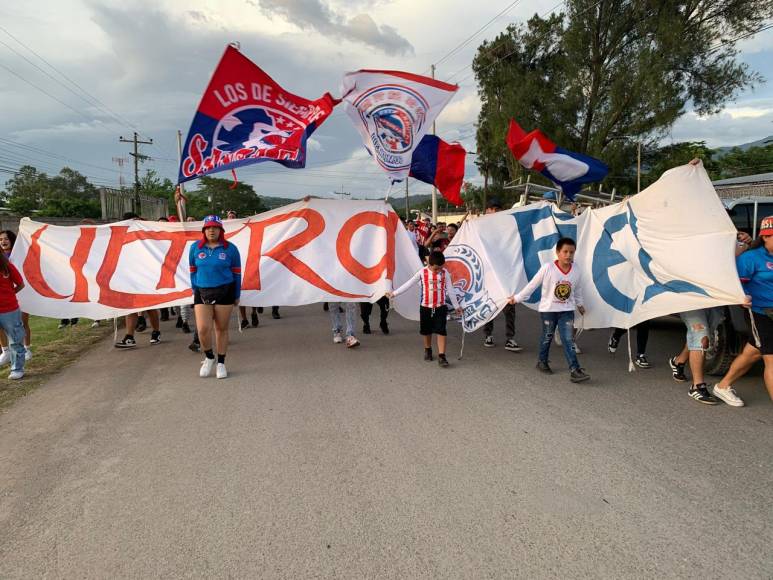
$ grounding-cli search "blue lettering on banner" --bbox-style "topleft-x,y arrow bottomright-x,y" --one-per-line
513,206 -> 577,304
592,205 -> 708,313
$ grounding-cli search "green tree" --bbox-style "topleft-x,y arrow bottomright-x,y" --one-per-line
191,176 -> 265,217
2,165 -> 48,215
473,0 -> 772,194
711,144 -> 773,179
39,167 -> 100,218
139,169 -> 176,205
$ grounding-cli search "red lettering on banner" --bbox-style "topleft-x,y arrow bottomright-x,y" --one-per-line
336,211 -> 398,284
236,209 -> 367,298
96,227 -> 200,309
70,227 -> 97,302
23,225 -> 69,300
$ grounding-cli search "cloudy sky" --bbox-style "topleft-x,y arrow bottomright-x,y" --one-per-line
1,0 -> 772,201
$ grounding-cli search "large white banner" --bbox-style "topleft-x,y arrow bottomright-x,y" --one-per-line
11,199 -> 422,320
445,162 -> 746,331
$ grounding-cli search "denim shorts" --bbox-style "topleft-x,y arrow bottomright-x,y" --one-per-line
680,307 -> 723,351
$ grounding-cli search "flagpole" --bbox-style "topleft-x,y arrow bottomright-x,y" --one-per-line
430,64 -> 438,224
384,181 -> 394,203
405,179 -> 409,221
176,130 -> 188,222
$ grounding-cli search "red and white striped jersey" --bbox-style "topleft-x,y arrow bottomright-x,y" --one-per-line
391,266 -> 460,309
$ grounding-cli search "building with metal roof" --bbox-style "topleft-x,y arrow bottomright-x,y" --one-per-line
712,172 -> 773,199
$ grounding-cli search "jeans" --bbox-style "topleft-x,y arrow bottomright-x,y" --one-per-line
0,309 -> 26,372
329,302 -> 357,337
483,302 -> 515,338
680,307 -> 723,351
538,311 -> 579,371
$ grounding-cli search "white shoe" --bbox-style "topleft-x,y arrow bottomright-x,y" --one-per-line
24,347 -> 32,362
8,370 -> 23,380
216,363 -> 228,379
333,332 -> 343,344
712,384 -> 744,407
345,335 -> 360,348
0,349 -> 10,366
90,321 -> 100,328
199,357 -> 215,378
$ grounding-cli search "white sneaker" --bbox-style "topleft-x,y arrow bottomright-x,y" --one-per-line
0,349 -> 10,366
216,363 -> 228,379
24,347 -> 32,362
333,332 -> 343,344
712,384 -> 744,407
199,357 -> 215,378
345,335 -> 360,348
8,370 -> 23,380
90,321 -> 100,328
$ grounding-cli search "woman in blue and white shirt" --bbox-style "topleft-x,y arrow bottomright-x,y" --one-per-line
189,215 -> 241,379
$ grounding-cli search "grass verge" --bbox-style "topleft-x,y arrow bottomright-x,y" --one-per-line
0,316 -> 112,411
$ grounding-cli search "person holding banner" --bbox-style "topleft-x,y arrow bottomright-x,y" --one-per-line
712,217 -> 773,405
189,215 -> 242,379
508,237 -> 590,383
387,251 -> 462,367
0,251 -> 27,380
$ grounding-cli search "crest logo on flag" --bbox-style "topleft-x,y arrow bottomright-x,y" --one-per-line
214,107 -> 297,153
444,244 -> 497,331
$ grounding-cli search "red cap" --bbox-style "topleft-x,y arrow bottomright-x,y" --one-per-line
760,215 -> 773,236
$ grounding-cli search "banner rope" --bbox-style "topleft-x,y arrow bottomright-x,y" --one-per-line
749,311 -> 762,348
384,181 -> 395,203
458,312 -> 466,360
627,327 -> 635,373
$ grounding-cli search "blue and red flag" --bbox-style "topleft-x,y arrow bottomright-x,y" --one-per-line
409,135 -> 466,206
178,45 -> 337,184
506,119 -> 608,201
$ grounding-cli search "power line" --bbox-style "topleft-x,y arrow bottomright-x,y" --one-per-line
0,137 -> 120,174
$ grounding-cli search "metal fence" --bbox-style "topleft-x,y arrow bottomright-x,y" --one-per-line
99,188 -> 169,220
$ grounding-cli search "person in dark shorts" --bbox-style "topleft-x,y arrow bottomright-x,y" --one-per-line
713,216 -> 773,406
189,215 -> 241,379
387,251 -> 461,367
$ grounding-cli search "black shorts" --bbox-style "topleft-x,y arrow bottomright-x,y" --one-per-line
749,310 -> 773,355
194,283 -> 236,306
420,305 -> 448,336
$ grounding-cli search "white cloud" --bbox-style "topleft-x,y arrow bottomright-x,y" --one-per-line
436,91 -> 481,125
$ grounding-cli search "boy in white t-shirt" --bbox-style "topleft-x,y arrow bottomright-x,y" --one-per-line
508,237 -> 590,383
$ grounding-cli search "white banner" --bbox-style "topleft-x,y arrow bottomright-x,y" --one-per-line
11,199 -> 422,320
341,69 -> 458,182
445,162 -> 746,331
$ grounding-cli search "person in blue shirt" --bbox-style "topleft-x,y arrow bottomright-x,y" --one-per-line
189,215 -> 241,380
713,215 -> 773,406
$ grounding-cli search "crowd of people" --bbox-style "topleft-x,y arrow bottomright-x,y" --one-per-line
0,200 -> 769,407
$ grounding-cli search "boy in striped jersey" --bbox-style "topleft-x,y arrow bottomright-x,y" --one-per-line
388,251 -> 462,367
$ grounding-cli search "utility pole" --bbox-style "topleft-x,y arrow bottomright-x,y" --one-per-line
334,184 -> 350,200
405,179 -> 409,221
119,131 -> 153,214
430,64 -> 438,224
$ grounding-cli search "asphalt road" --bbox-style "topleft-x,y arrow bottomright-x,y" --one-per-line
0,305 -> 771,579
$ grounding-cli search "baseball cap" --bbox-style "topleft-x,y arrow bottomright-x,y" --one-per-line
202,215 -> 224,230
760,215 -> 773,236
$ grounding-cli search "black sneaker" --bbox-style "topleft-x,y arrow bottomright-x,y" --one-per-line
322,303 -> 329,312
258,307 -> 264,314
688,383 -> 720,405
181,322 -> 191,334
438,354 -> 449,367
176,316 -> 183,329
188,341 -> 200,352
115,335 -> 137,349
608,333 -> 619,354
635,354 -> 651,368
363,323 -> 372,334
570,368 -> 590,383
150,330 -> 161,345
136,316 -> 147,333
272,307 -> 281,319
251,311 -> 259,327
669,356 -> 687,382
240,319 -> 249,330
536,361 -> 553,374
424,348 -> 433,361
380,320 -> 390,335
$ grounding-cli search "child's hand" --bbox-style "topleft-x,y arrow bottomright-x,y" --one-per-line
385,291 -> 394,299
507,295 -> 517,305
578,305 -> 585,315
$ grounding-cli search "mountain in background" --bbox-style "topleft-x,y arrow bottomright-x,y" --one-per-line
714,135 -> 773,156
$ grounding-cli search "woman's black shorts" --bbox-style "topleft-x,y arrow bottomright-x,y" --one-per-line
420,305 -> 448,336
749,310 -> 773,355
194,283 -> 236,306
